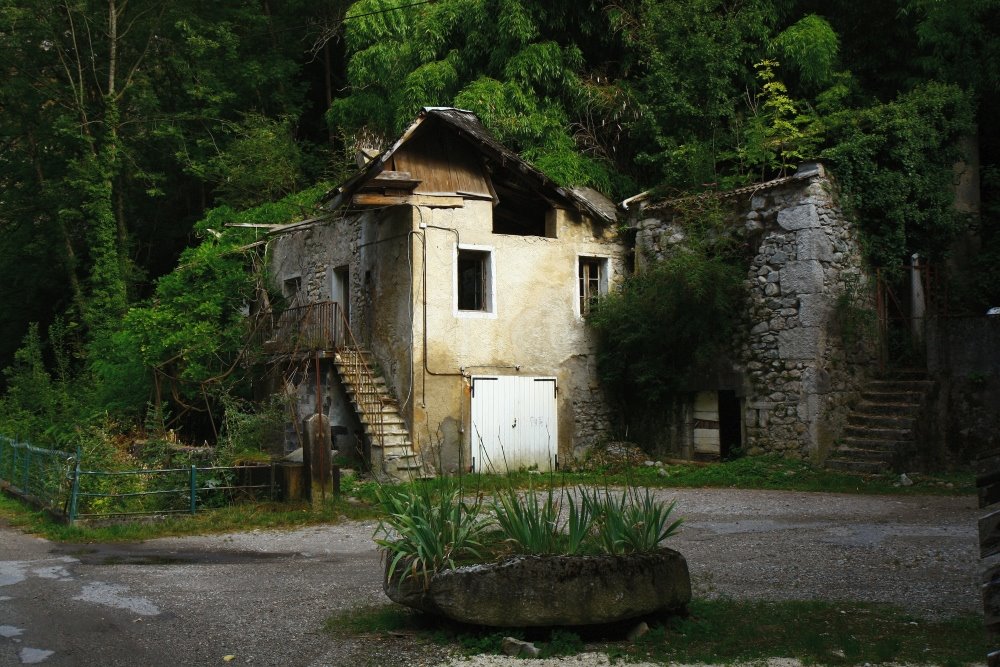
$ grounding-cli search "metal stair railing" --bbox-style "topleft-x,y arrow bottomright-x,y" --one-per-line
250,301 -> 341,354
335,311 -> 392,468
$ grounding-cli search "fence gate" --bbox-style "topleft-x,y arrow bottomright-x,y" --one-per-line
470,376 -> 557,473
876,258 -> 944,371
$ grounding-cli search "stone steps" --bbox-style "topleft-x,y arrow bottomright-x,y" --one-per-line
826,371 -> 933,474
334,346 -> 432,481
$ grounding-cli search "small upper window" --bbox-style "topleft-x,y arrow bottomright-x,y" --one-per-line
578,257 -> 609,316
457,248 -> 493,313
491,182 -> 553,237
283,276 -> 302,302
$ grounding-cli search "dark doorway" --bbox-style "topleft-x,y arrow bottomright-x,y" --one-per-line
718,390 -> 742,458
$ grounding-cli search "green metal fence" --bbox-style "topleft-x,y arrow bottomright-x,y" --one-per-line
0,436 -> 76,514
67,463 -> 277,521
2,435 -> 279,522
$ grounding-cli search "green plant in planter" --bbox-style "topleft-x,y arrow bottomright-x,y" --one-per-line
491,485 -> 595,556
375,477 -> 684,586
584,486 -> 683,555
374,480 -> 487,586
492,485 -> 561,555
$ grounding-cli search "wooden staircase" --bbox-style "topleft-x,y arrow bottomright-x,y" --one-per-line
826,370 -> 935,474
333,347 -> 432,482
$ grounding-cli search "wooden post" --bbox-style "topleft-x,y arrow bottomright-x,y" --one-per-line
68,447 -> 82,523
977,450 -> 1000,666
304,413 -> 332,509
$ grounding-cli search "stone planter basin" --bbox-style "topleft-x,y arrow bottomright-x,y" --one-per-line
383,548 -> 691,627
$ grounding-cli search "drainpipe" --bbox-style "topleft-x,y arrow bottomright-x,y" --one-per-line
418,219 -> 466,384
416,213 -> 469,468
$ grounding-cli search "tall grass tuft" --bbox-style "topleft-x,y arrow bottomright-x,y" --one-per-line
584,486 -> 682,554
374,479 -> 487,586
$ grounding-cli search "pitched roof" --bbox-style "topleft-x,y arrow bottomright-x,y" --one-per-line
322,107 -> 616,224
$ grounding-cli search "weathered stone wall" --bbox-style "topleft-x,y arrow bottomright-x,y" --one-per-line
740,166 -> 872,460
633,163 -> 873,461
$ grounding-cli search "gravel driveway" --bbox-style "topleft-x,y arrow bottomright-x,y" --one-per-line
0,488 -> 981,666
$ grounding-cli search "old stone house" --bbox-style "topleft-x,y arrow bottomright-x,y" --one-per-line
259,108 -> 975,480
259,108 -> 623,479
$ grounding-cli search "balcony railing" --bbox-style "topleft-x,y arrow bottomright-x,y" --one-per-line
249,301 -> 342,355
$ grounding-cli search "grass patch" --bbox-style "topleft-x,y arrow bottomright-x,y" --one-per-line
0,491 -> 377,542
408,456 -> 973,496
324,598 -> 987,665
562,455 -> 975,495
0,455 -> 972,543
637,598 -> 986,665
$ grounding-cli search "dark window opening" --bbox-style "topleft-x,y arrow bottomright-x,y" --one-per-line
458,249 -> 491,312
283,276 -> 302,302
718,390 -> 742,459
492,181 -> 550,237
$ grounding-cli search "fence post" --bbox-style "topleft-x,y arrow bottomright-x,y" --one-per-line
68,447 -> 81,523
23,443 -> 30,496
189,465 -> 197,514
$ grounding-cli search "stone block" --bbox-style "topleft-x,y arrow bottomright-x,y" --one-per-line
798,293 -> 832,327
780,260 -> 824,295
777,204 -> 820,231
778,327 -> 820,360
385,550 -> 692,627
796,229 -> 834,262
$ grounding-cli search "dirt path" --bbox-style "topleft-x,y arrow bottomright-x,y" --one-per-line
0,489 -> 980,666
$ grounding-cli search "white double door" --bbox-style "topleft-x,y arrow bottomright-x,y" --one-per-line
470,375 -> 558,473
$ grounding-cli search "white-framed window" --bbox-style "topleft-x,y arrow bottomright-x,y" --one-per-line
577,255 -> 609,316
455,244 -> 496,318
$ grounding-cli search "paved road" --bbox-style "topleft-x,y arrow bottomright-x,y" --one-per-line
0,489 -> 981,666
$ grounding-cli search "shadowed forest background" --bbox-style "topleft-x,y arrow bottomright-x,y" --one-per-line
1,0 -> 997,453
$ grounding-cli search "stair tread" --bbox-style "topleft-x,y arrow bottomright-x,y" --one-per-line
333,345 -> 430,481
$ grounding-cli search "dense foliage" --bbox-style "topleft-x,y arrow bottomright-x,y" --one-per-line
1,0 -> 998,451
587,195 -> 746,428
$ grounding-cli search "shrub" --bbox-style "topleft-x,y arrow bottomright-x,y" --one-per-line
583,486 -> 683,555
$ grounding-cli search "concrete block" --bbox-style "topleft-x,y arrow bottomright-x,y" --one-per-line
777,204 -> 820,231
